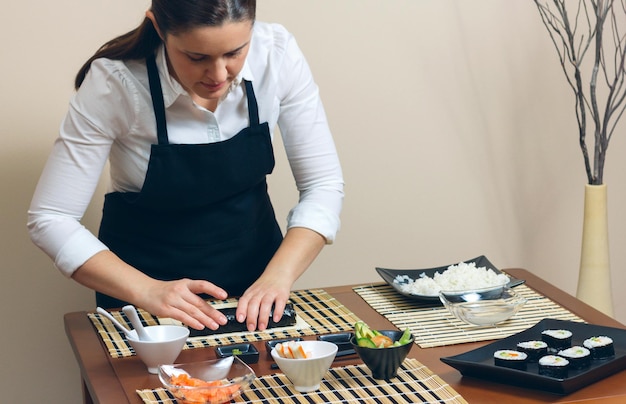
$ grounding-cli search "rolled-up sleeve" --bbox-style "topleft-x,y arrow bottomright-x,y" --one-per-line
27,60 -> 135,276
275,28 -> 344,243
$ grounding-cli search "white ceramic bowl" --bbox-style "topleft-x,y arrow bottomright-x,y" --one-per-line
127,325 -> 190,374
270,340 -> 338,392
439,285 -> 527,326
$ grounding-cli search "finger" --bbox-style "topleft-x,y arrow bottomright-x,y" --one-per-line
272,299 -> 287,323
173,299 -> 223,330
173,310 -> 210,331
164,287 -> 225,329
187,279 -> 228,300
187,295 -> 228,327
235,295 -> 249,324
245,298 -> 261,332
184,280 -> 228,324
256,299 -> 273,331
156,299 -> 216,331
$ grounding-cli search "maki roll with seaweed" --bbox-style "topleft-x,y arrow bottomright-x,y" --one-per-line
494,350 -> 527,370
516,340 -> 548,362
558,346 -> 591,370
541,329 -> 572,350
538,355 -> 569,379
188,303 -> 298,337
583,336 -> 614,359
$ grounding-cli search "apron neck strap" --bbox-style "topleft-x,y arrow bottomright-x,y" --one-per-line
146,53 -> 169,145
244,80 -> 260,126
147,55 -> 261,144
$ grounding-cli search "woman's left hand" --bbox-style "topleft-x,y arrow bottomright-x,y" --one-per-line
236,273 -> 292,331
234,227 -> 326,331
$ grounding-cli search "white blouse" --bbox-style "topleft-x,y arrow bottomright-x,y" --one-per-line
28,22 -> 344,277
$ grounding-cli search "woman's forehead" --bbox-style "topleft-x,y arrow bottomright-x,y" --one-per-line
167,21 -> 253,54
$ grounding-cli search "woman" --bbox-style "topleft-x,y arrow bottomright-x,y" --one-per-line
27,0 -> 343,332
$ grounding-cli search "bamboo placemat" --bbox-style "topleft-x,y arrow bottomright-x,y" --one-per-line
89,289 -> 361,358
137,358 -> 467,404
353,283 -> 585,348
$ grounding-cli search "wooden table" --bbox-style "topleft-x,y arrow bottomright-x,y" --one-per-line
65,268 -> 626,403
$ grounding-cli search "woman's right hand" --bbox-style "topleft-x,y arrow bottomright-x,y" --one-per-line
137,278 -> 229,331
72,251 -> 229,330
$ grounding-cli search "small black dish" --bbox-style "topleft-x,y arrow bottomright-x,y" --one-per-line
318,332 -> 354,351
265,337 -> 303,354
215,343 -> 259,364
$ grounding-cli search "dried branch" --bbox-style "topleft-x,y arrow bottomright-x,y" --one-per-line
533,0 -> 626,185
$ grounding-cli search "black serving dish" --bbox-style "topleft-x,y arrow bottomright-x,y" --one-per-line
440,318 -> 626,394
215,343 -> 259,364
318,332 -> 356,357
318,332 -> 354,352
376,255 -> 525,302
265,337 -> 303,356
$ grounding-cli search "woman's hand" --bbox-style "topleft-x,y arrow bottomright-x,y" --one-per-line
72,250 -> 229,330
235,227 -> 326,331
236,272 -> 293,331
137,278 -> 229,331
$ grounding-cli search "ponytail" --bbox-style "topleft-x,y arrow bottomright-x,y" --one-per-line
74,18 -> 161,89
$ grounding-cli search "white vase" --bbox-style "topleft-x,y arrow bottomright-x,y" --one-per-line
576,184 -> 614,316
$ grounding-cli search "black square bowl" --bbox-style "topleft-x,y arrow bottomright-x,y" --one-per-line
215,343 -> 260,365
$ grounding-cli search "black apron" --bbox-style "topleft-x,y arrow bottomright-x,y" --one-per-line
96,54 -> 283,308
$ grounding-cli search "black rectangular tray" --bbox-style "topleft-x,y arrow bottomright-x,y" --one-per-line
440,318 -> 626,394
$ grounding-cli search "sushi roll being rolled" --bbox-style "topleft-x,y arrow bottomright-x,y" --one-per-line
538,355 -> 569,379
583,336 -> 614,359
558,346 -> 591,370
517,340 -> 548,362
541,329 -> 572,350
494,350 -> 528,370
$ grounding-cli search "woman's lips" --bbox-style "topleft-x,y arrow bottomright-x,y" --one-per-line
200,81 -> 226,91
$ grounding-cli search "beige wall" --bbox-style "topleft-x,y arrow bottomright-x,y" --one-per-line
2,1 -> 624,402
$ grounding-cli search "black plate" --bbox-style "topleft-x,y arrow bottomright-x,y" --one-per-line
440,319 -> 626,394
376,255 -> 525,302
215,343 -> 259,364
318,332 -> 355,352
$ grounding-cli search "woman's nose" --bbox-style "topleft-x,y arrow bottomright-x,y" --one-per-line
205,59 -> 228,83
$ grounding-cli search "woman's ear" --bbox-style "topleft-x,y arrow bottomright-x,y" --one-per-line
145,10 -> 165,40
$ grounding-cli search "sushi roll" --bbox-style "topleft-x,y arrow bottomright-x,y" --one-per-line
538,355 -> 569,379
541,329 -> 572,350
583,336 -> 614,359
189,303 -> 297,337
516,340 -> 548,362
494,350 -> 527,370
558,346 -> 591,370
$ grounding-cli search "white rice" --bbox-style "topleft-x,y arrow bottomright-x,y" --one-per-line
393,261 -> 509,296
539,355 -> 569,367
583,336 -> 613,348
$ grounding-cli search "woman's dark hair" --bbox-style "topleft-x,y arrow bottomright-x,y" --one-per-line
74,0 -> 256,89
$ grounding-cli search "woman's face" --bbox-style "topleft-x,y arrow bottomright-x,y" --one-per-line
163,21 -> 253,108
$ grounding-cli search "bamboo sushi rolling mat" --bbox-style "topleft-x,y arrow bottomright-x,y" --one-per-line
89,289 -> 361,358
137,358 -> 467,404
353,283 -> 585,348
